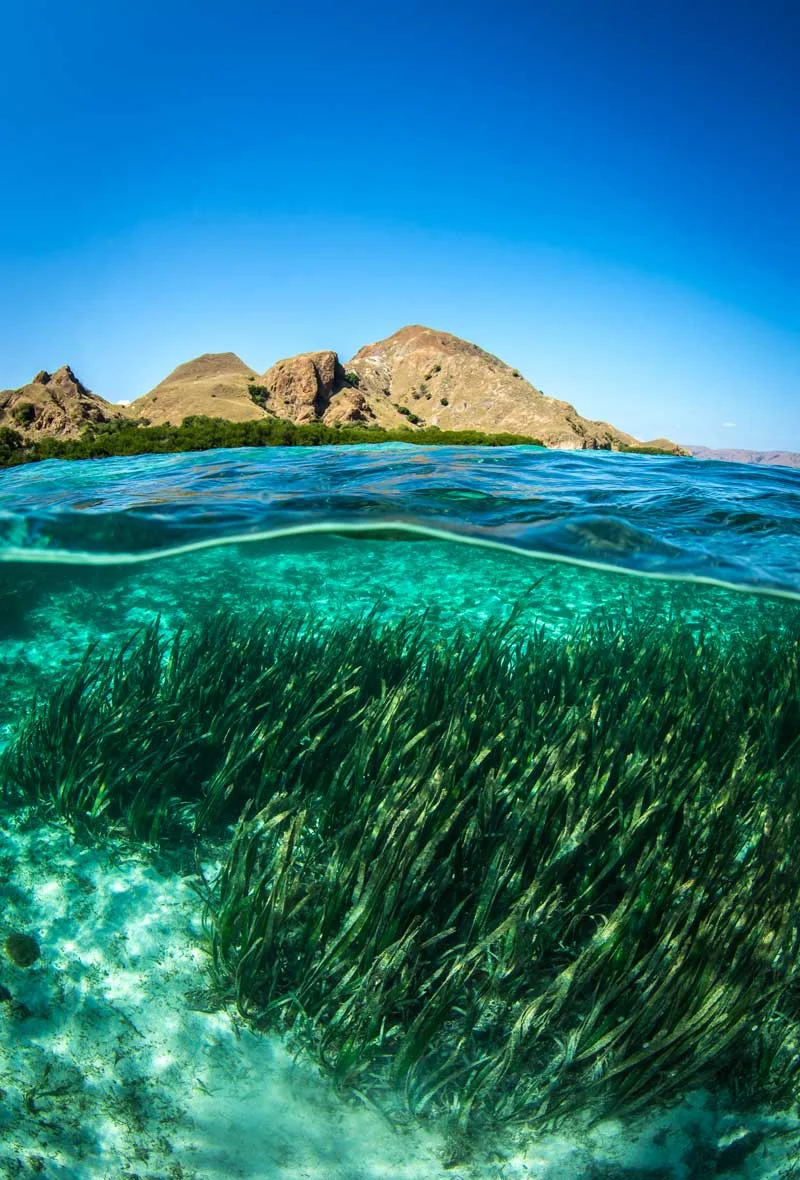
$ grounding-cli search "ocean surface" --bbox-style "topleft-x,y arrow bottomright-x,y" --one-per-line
1,444 -> 799,591
1,443 -> 799,1179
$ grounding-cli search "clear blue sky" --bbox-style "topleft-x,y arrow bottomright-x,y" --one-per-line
1,0 -> 798,449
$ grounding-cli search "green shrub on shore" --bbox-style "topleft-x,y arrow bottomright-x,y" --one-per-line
10,402 -> 37,427
618,443 -> 679,456
3,599 -> 800,1130
247,383 -> 270,408
0,415 -> 544,468
0,426 -> 25,465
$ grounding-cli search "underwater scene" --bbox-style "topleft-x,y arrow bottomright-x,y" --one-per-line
1,443 -> 800,1180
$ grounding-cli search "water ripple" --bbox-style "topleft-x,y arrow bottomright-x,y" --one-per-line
0,444 -> 798,593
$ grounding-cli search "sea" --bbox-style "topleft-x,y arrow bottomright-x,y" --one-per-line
0,442 -> 799,1180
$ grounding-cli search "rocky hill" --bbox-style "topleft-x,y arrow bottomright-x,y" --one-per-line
342,325 -> 662,449
125,326 -> 684,451
0,366 -> 123,439
2,327 -> 686,452
685,446 -> 800,470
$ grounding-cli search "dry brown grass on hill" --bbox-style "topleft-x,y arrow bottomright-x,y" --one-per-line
130,352 -> 266,426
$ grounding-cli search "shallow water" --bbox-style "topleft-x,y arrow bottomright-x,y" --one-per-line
1,444 -> 799,590
1,444 -> 799,1178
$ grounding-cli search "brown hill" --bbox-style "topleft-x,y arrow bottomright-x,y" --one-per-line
685,446 -> 800,469
130,353 -> 265,425
11,328 -> 684,452
257,350 -> 371,426
0,366 -> 124,439
126,326 -> 682,450
344,325 -> 663,449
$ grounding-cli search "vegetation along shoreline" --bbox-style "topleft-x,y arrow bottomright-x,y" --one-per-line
0,415 -> 678,470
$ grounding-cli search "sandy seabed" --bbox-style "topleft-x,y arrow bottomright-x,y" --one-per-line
1,813 -> 798,1180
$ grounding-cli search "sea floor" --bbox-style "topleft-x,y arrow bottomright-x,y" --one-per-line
1,812 -> 798,1180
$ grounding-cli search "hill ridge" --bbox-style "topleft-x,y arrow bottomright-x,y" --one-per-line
1,326 -> 685,452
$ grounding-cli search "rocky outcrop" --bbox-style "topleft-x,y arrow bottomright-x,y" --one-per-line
260,351 -> 338,423
0,365 -> 123,438
218,325 -> 681,447
128,348 -> 381,430
323,388 -> 375,425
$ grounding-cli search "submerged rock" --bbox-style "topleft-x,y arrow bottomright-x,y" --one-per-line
4,931 -> 40,968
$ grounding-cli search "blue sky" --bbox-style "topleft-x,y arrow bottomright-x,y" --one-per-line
1,0 -> 797,449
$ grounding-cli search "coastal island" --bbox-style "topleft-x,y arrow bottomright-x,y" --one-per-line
0,325 -> 683,468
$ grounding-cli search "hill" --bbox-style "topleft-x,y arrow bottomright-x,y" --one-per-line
1,329 -> 686,454
685,445 -> 800,470
0,366 -> 124,439
130,353 -> 264,425
344,325 -> 638,448
125,326 -> 684,452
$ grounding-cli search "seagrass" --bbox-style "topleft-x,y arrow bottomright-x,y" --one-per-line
2,596 -> 800,1130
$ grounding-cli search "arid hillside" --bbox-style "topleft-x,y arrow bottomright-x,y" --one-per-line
126,326 -> 684,451
0,366 -> 124,439
3,327 -> 686,452
343,326 -> 654,449
130,353 -> 263,424
686,446 -> 800,469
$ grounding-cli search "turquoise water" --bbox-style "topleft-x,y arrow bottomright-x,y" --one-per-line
1,446 -> 797,745
2,445 -> 799,591
1,444 -> 800,1177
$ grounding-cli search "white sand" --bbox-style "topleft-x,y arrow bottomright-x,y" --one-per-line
1,812 -> 798,1180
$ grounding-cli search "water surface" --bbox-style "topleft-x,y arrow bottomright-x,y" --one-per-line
1,445 -> 799,1178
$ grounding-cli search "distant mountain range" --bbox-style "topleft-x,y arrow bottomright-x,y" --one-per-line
685,446 -> 800,469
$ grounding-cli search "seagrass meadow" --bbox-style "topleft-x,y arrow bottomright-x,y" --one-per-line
2,560 -> 800,1133
2,445 -> 800,1178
